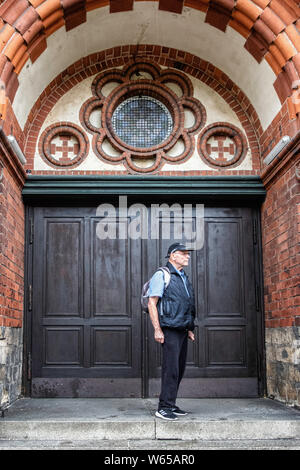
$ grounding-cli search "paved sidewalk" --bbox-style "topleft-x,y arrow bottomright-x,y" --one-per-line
0,397 -> 299,450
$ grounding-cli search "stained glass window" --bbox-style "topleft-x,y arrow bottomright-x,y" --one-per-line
111,96 -> 173,148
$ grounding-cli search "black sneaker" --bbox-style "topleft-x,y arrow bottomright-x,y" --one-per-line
172,406 -> 188,416
155,409 -> 178,421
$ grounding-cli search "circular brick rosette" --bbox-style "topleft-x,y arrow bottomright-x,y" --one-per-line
80,59 -> 206,173
197,122 -> 248,168
39,122 -> 89,168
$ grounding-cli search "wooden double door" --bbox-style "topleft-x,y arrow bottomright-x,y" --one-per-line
27,201 -> 263,397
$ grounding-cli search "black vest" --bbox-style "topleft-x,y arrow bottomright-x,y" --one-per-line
158,261 -> 195,331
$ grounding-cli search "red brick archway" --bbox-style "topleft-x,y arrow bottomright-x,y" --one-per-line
0,0 -> 299,119
24,46 -> 262,175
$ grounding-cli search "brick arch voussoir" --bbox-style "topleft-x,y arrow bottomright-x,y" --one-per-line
0,0 -> 300,120
23,45 -> 262,172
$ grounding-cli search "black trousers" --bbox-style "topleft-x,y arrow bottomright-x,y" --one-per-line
158,328 -> 188,410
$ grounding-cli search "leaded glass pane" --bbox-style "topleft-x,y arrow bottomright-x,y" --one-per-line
111,96 -> 173,148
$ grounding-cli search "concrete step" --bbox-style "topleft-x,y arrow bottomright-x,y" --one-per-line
1,439 -> 300,450
0,398 -> 299,443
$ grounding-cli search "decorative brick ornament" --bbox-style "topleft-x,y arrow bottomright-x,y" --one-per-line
197,122 -> 248,168
39,122 -> 89,168
80,60 -> 206,173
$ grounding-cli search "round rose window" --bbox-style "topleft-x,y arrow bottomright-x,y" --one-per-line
111,95 -> 173,148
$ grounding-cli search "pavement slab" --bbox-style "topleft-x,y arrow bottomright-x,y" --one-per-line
0,397 -> 299,449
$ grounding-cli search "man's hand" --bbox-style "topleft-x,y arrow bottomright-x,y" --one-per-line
154,327 -> 164,344
188,331 -> 195,341
148,297 -> 165,343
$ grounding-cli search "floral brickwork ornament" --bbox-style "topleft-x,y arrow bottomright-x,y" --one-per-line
38,122 -> 89,168
197,122 -> 248,168
80,60 -> 206,173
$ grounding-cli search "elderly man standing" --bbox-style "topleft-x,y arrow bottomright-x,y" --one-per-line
148,243 -> 196,421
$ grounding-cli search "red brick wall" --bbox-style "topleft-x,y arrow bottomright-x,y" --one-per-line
261,148 -> 300,328
0,148 -> 25,329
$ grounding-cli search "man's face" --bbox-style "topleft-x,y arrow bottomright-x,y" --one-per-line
171,250 -> 190,268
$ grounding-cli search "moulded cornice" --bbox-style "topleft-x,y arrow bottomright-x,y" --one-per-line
22,174 -> 266,203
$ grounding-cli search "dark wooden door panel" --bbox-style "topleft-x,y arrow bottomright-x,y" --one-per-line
91,327 -> 131,366
30,204 -> 261,397
91,219 -> 130,316
147,206 -> 259,397
44,326 -> 83,366
44,219 -> 84,317
206,220 -> 242,315
206,327 -> 246,366
31,206 -> 142,397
